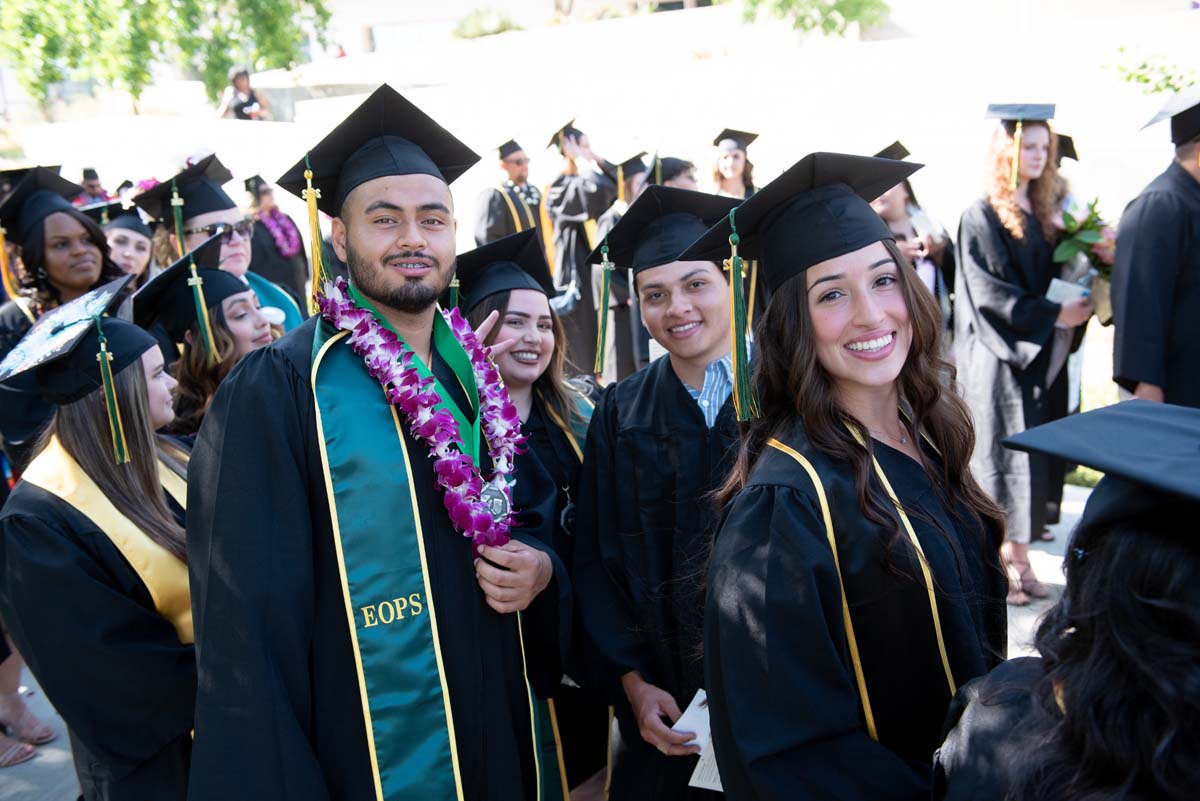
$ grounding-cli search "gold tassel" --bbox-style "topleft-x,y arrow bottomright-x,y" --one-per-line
302,157 -> 327,314
1010,120 -> 1023,190
0,226 -> 20,301
617,165 -> 625,204
187,261 -> 219,364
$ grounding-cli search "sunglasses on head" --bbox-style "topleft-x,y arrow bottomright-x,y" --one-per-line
183,218 -> 256,243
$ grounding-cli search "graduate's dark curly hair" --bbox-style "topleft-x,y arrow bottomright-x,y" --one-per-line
1008,505 -> 1200,801
17,207 -> 125,315
168,306 -> 240,436
717,239 -> 1005,553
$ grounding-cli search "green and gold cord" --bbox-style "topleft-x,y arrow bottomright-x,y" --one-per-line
725,209 -> 760,421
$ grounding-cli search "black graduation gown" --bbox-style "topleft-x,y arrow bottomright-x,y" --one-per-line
250,215 -> 310,302
186,316 -> 568,801
0,482 -> 195,801
1112,161 -> 1200,408
953,200 -> 1065,541
573,355 -> 738,800
931,657 -> 1044,801
517,392 -> 611,788
544,171 -> 616,376
0,299 -> 51,473
474,183 -> 543,248
704,426 -> 1007,801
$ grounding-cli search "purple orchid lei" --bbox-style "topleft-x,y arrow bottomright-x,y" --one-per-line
259,207 -> 302,258
318,277 -> 525,549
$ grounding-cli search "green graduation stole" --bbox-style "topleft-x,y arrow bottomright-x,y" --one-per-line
245,271 -> 305,331
311,315 -> 565,801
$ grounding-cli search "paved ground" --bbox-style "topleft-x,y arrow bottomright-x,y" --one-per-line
1,483 -> 1089,800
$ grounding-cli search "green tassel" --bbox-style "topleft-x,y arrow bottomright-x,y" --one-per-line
448,278 -> 461,309
593,239 -> 614,376
94,317 -> 130,464
171,178 -> 186,258
726,210 -> 760,421
187,257 -> 218,364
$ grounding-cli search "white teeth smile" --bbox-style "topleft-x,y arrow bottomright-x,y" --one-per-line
670,322 -> 700,334
512,351 -> 540,363
846,333 -> 894,353
394,262 -> 429,269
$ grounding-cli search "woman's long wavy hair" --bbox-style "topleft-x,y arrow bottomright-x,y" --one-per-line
717,239 -> 1005,550
1009,505 -> 1200,801
41,357 -> 188,561
986,120 -> 1060,241
18,208 -> 125,315
169,306 -> 239,436
466,291 -> 589,430
712,154 -> 756,196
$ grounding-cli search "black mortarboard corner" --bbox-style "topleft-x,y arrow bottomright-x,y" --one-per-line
1142,84 -> 1200,145
81,200 -> 123,227
0,165 -> 61,198
276,84 -> 480,310
681,152 -> 920,420
645,155 -> 693,187
714,129 -> 759,151
133,233 -> 242,361
601,152 -> 648,203
451,229 -> 554,312
133,154 -> 237,259
0,167 -> 84,300
584,186 -> 738,377
547,118 -> 583,152
498,140 -> 523,159
116,179 -> 134,194
985,103 -> 1055,189
82,201 -> 153,240
875,140 -> 911,161
0,274 -> 148,463
1004,400 -> 1200,564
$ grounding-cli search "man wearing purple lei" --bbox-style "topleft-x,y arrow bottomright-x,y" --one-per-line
186,85 -> 571,801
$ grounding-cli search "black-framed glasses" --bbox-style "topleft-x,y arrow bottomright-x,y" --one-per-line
182,218 -> 255,243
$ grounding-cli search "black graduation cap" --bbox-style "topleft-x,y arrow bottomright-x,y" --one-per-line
80,200 -> 122,227
452,229 -> 554,312
1004,400 -> 1200,542
276,84 -> 479,218
498,140 -> 523,159
585,185 -> 739,276
115,179 -> 134,194
714,129 -> 759,151
984,103 -> 1056,122
133,233 -> 246,345
0,167 -> 85,246
645,155 -> 694,187
875,140 -> 911,161
0,274 -> 141,403
602,152 -> 648,181
1142,84 -> 1200,144
81,200 -> 155,241
547,118 -> 583,151
680,152 -> 920,294
0,165 -> 61,198
133,154 -> 237,222
1056,134 -> 1078,165
82,167 -> 99,182
244,174 -> 269,195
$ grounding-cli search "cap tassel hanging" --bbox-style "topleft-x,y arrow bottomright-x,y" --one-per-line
654,157 -> 662,186
0,225 -> 20,301
170,179 -> 186,259
617,165 -> 626,204
187,257 -> 219,364
303,154 -> 329,314
448,277 -> 461,309
1010,120 -> 1023,190
725,210 -> 760,421
593,238 -> 614,376
94,317 -> 131,465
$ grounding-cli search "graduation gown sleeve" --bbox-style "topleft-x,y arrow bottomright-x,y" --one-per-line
186,346 -> 333,801
0,510 -> 195,775
705,484 -> 930,801
475,187 -> 512,247
544,172 -> 616,227
1111,188 -> 1188,393
956,201 -> 1060,370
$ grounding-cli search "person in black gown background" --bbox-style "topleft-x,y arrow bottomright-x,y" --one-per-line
573,186 -> 739,801
685,152 -> 1007,801
935,401 -> 1200,801
245,175 -> 310,302
475,140 -> 544,250
952,105 -> 1092,605
1111,87 -> 1200,408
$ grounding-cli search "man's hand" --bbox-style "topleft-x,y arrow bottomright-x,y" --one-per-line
1133,382 -> 1165,403
475,541 -> 553,614
620,672 -> 701,757
473,309 -> 517,361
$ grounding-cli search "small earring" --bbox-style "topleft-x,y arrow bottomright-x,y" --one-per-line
35,266 -> 46,279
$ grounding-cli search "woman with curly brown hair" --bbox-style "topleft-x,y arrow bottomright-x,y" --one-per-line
953,104 -> 1094,605
685,153 -> 1008,801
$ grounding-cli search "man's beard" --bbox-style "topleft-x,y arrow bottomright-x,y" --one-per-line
345,241 -> 451,314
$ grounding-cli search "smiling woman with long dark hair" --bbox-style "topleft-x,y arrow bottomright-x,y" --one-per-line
683,153 -> 1008,801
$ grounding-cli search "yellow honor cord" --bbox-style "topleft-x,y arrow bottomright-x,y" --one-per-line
0,225 -> 20,301
303,163 -> 327,314
1010,120 -> 1023,190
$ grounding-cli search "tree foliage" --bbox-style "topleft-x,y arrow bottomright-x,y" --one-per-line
742,0 -> 889,36
0,0 -> 330,111
1113,47 -> 1195,96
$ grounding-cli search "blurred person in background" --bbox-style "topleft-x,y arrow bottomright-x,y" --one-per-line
475,139 -> 545,252
711,129 -> 758,200
245,175 -> 309,302
216,66 -> 272,121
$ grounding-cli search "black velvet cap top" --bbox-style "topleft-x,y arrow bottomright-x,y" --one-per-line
133,233 -> 247,342
874,140 -> 910,161
133,154 -> 237,222
680,152 -> 920,294
498,140 -> 523,159
714,129 -> 759,150
1143,84 -> 1200,144
276,84 -> 480,217
81,201 -> 155,240
584,186 -> 738,276
0,167 -> 85,245
454,229 -> 555,311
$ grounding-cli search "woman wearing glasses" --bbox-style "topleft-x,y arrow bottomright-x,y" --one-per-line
136,155 -> 305,332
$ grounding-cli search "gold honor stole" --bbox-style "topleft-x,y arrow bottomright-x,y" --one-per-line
311,320 -> 564,801
21,437 -> 193,643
